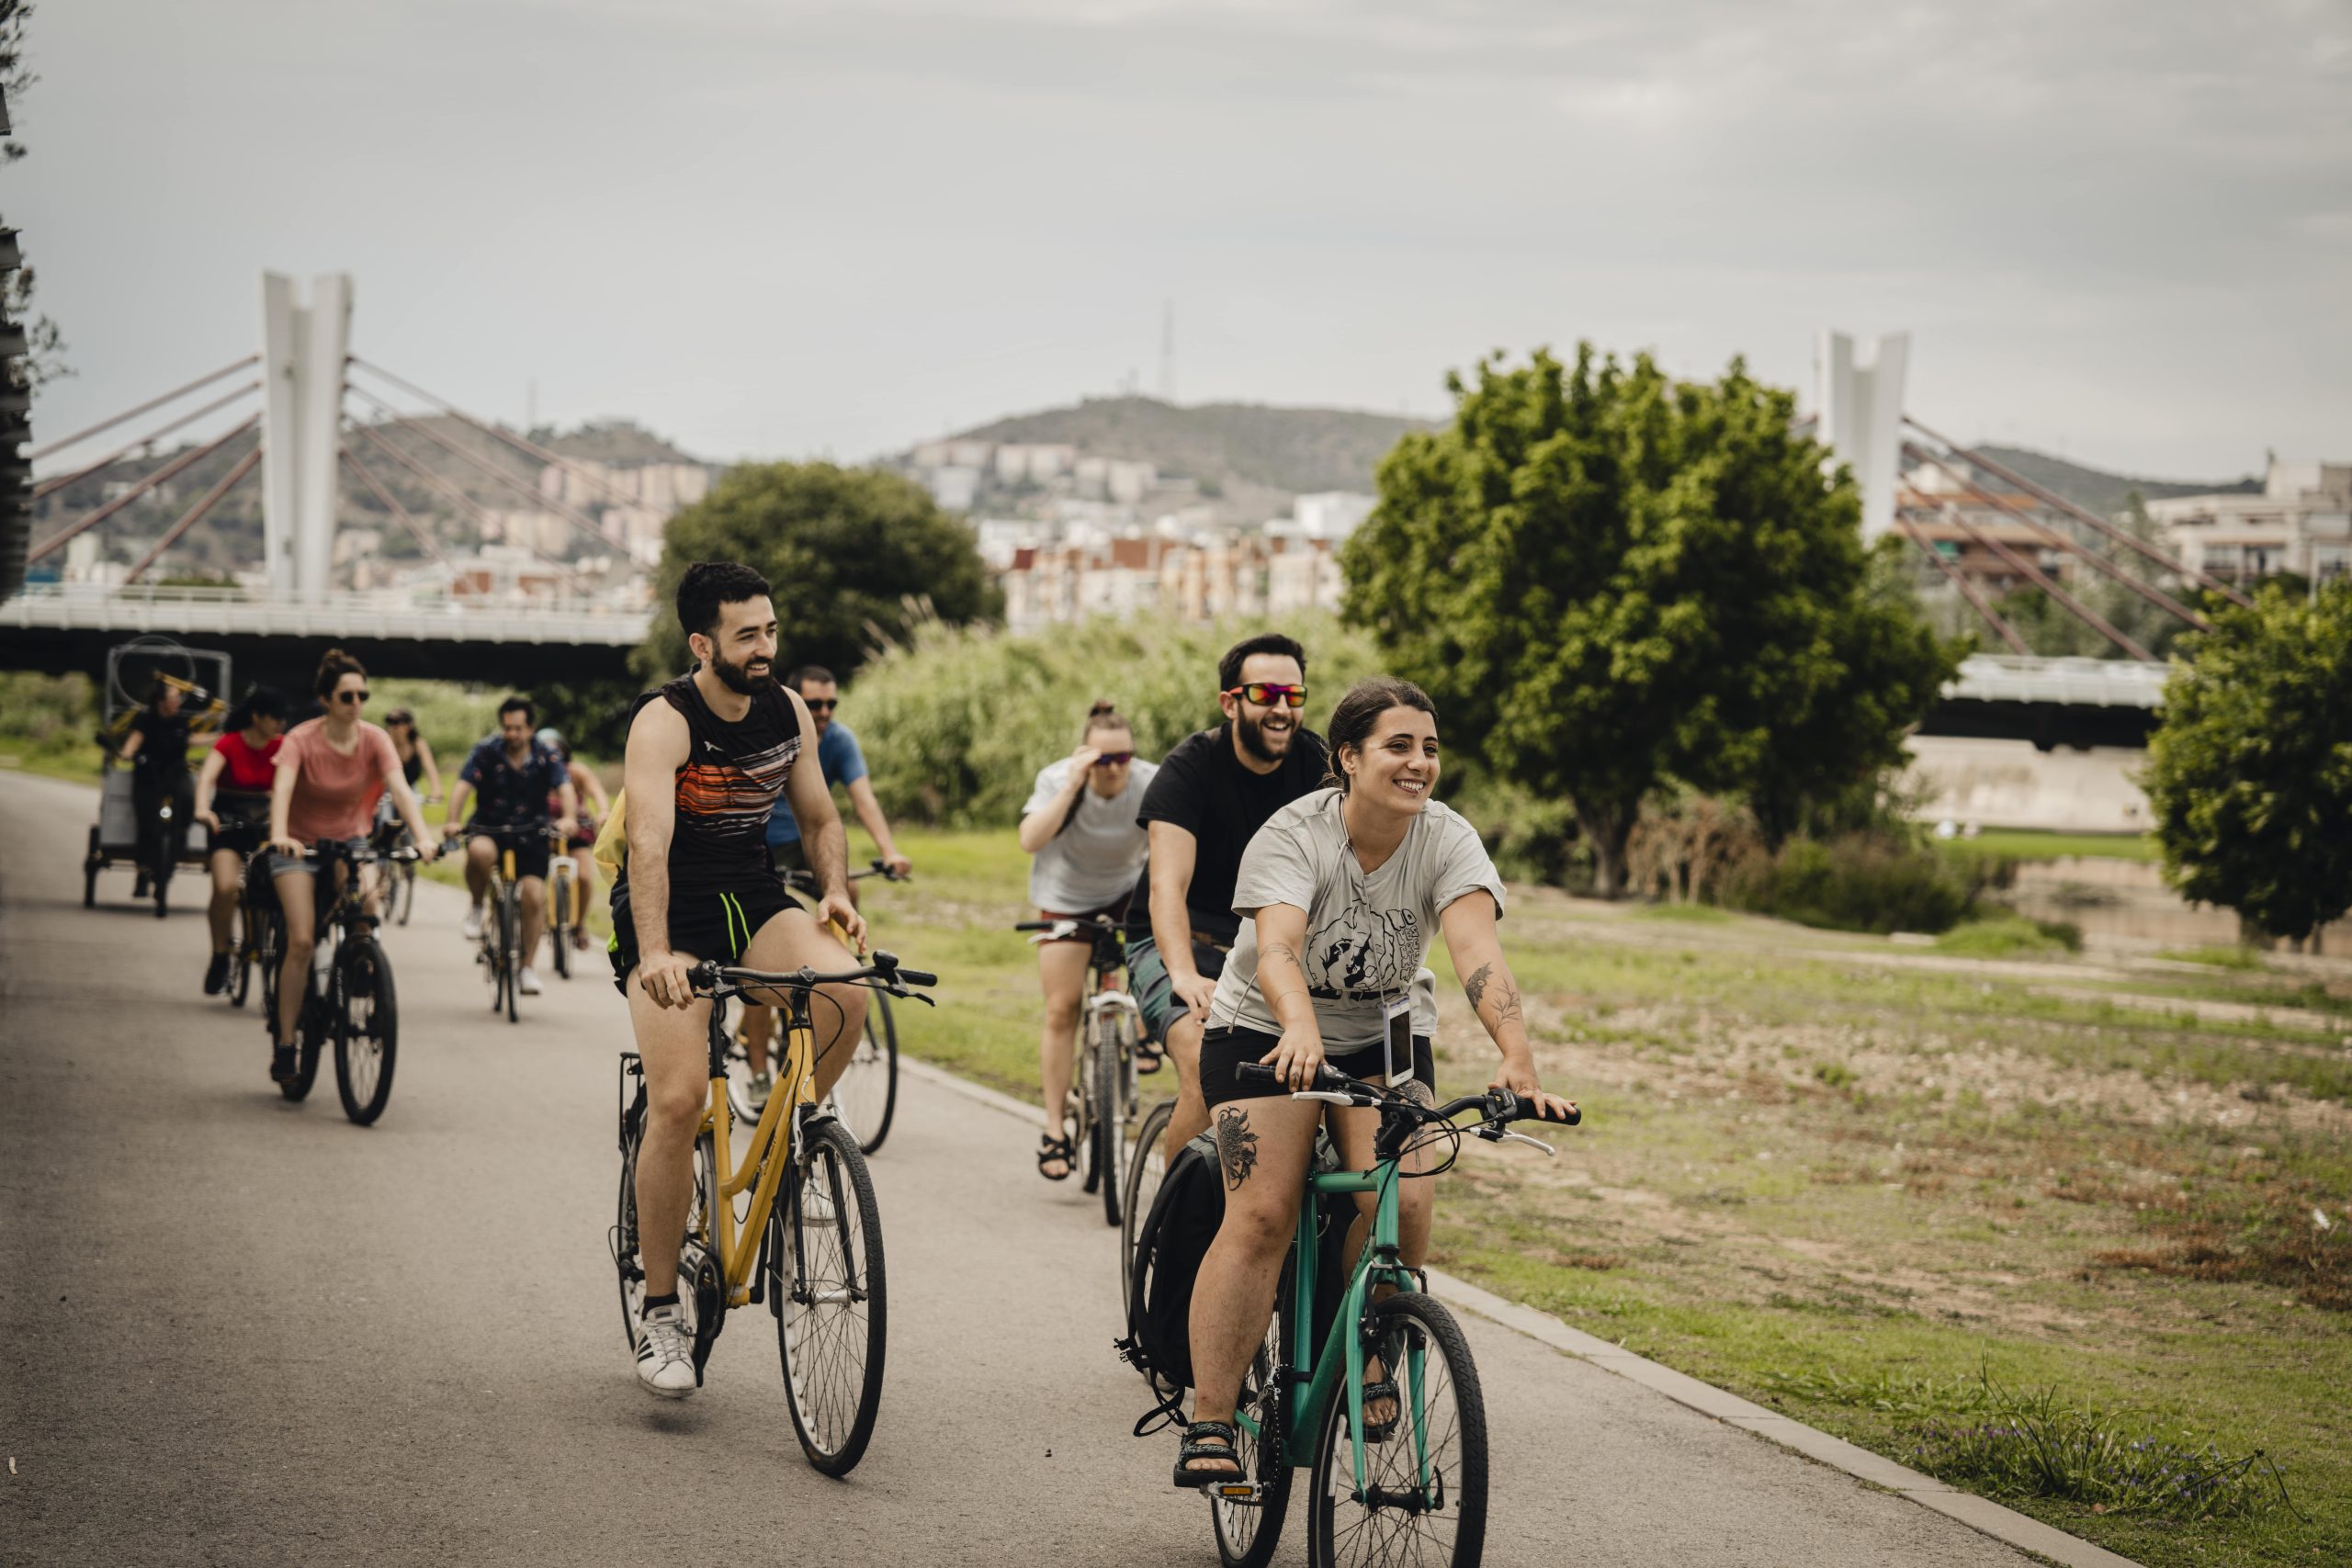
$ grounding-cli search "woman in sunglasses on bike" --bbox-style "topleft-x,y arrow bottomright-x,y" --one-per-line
1172,675 -> 1576,1487
1016,700 -> 1159,1180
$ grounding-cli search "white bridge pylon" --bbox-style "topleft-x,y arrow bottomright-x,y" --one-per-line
259,272 -> 352,598
1817,329 -> 1908,543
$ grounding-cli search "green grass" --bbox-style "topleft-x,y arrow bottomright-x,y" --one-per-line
2162,945 -> 2268,971
1940,829 -> 2161,864
1933,912 -> 2084,959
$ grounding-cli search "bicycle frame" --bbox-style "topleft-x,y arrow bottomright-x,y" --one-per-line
1237,1153 -> 1430,1499
698,985 -> 824,1308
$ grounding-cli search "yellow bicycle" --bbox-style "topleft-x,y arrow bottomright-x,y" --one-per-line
611,950 -> 935,1474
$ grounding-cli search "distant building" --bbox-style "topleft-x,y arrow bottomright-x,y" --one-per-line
930,466 -> 983,512
2145,458 -> 2352,585
1293,491 -> 1375,539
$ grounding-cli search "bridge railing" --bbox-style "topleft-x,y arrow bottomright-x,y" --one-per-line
1947,653 -> 2169,709
0,581 -> 653,646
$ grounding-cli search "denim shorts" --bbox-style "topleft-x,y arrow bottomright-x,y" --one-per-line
1125,932 -> 1229,1045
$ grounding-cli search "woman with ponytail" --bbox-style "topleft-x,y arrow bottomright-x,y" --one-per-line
1015,701 -> 1159,1180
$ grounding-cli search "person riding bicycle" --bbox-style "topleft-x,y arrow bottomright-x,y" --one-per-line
262,649 -> 441,1082
736,664 -> 912,1070
1124,633 -> 1327,1165
117,675 -> 198,885
445,697 -> 577,998
537,726 -> 610,956
192,685 -> 288,995
380,706 -> 443,803
1172,676 -> 1575,1487
613,560 -> 870,1400
1016,699 -> 1159,1182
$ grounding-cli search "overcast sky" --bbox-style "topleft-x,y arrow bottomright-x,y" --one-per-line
13,0 -> 2348,479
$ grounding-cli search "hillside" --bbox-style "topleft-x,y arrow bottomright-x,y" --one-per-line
953,396 -> 1434,496
1976,445 -> 2260,517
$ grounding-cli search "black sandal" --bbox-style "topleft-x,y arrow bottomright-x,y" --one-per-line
1135,1040 -> 1164,1076
1360,1375 -> 1401,1444
1036,1133 -> 1075,1181
1173,1420 -> 1242,1488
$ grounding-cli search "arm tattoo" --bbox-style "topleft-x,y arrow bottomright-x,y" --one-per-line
1215,1107 -> 1261,1192
1464,963 -> 1493,1014
1490,979 -> 1524,1031
1261,942 -> 1307,1007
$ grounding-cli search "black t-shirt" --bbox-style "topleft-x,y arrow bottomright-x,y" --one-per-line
129,709 -> 192,779
1124,721 -> 1329,948
614,673 -> 802,906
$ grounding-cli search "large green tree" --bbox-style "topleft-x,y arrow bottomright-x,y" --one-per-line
636,461 -> 1001,684
1340,345 -> 1954,894
2143,581 -> 2352,949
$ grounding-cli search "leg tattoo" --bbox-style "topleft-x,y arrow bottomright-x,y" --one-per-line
1215,1106 -> 1260,1192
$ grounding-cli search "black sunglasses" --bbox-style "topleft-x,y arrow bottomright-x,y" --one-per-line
335,689 -> 370,705
805,698 -> 838,713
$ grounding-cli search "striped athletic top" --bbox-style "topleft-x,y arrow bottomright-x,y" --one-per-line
625,672 -> 801,899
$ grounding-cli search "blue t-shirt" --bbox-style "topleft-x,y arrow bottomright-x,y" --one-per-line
767,721 -> 868,847
460,736 -> 568,829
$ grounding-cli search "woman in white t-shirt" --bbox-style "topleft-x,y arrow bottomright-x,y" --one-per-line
1172,675 -> 1577,1489
1016,701 -> 1159,1181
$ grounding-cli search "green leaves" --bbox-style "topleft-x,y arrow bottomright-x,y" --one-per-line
1341,344 -> 1955,890
2144,582 -> 2352,943
634,462 -> 1002,684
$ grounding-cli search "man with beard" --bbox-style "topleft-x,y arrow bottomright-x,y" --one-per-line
610,560 -> 869,1399
1125,632 -> 1327,1158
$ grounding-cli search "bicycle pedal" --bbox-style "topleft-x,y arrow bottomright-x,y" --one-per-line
1211,1482 -> 1268,1504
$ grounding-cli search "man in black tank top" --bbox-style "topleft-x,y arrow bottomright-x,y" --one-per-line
613,560 -> 872,1401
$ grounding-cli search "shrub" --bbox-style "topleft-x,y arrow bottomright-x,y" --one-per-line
1933,913 -> 2084,958
1720,831 -> 1975,934
0,671 -> 98,749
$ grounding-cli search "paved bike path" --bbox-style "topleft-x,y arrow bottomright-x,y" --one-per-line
1,771 -> 2039,1566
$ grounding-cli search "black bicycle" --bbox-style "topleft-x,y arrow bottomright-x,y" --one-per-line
250,837 -> 414,1125
458,820 -> 558,1023
727,860 -> 908,1154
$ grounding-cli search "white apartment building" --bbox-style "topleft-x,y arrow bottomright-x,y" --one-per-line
2146,458 -> 2352,585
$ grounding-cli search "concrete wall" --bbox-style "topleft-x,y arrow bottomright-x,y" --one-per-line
1903,735 -> 2150,833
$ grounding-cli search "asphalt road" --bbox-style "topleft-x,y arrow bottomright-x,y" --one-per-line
0,770 -> 2038,1566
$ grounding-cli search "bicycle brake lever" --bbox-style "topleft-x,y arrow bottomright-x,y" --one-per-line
1292,1090 -> 1359,1106
1484,1128 -> 1555,1156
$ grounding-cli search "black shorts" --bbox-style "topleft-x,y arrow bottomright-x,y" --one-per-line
471,828 -> 551,883
1199,1026 -> 1435,1110
209,816 -> 269,858
607,878 -> 802,995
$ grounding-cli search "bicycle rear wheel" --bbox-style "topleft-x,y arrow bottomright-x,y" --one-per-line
831,990 -> 899,1155
1121,1097 -> 1176,1300
1306,1292 -> 1488,1568
333,933 -> 398,1126
1214,1260 -> 1296,1568
1096,1011 -> 1136,1227
775,1114 -> 887,1475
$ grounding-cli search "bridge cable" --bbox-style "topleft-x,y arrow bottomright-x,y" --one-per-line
28,413 -> 263,564
1903,416 -> 2252,610
34,380 -> 263,502
27,355 -> 261,463
1903,445 -> 2211,633
1923,499 -> 2155,662
337,442 -> 477,597
348,357 -> 664,518
345,419 -> 592,592
1894,521 -> 2030,655
124,439 -> 265,584
345,385 -> 618,555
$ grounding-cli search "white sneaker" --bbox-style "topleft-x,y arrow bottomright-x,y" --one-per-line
635,1301 -> 697,1398
461,908 -> 483,942
519,965 -> 542,996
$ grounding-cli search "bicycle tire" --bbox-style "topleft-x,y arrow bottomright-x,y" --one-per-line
1097,1010 -> 1136,1228
229,904 -> 254,1009
832,990 -> 899,1156
776,1115 -> 887,1476
83,827 -> 99,908
1305,1292 -> 1488,1568
394,862 -> 414,927
1121,1098 -> 1176,1300
550,870 -> 572,980
612,1078 -> 646,1352
285,1009 -> 325,1102
1214,1253 -> 1298,1568
152,833 -> 171,919
333,933 -> 398,1126
1076,1012 -> 1103,1196
500,885 -> 520,1023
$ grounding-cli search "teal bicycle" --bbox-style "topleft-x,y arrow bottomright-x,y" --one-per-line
1203,1061 -> 1577,1568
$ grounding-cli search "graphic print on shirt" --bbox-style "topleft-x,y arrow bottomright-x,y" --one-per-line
1304,905 -> 1420,998
675,734 -> 800,854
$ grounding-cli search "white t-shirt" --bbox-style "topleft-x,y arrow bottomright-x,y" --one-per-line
1210,789 -> 1505,1051
1022,755 -> 1160,912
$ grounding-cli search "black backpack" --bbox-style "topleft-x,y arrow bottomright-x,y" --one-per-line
1117,1127 -> 1349,1434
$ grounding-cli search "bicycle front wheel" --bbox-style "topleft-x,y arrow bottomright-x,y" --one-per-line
394,862 -> 414,926
775,1115 -> 887,1476
229,905 -> 254,1009
550,871 -> 572,980
1095,1012 -> 1136,1227
1214,1258 -> 1297,1568
831,990 -> 898,1155
333,933 -> 398,1126
1306,1292 -> 1488,1568
499,886 -> 520,1022
1121,1098 -> 1176,1301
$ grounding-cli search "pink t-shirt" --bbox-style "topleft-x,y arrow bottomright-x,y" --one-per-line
278,718 -> 401,843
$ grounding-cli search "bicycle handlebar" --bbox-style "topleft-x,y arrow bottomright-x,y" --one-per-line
1012,914 -> 1120,932
1234,1060 -> 1580,1128
691,949 -> 939,1003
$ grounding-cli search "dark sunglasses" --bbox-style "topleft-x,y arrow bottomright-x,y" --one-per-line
335,689 -> 370,705
1227,682 -> 1307,709
804,698 -> 838,713
1091,751 -> 1135,768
